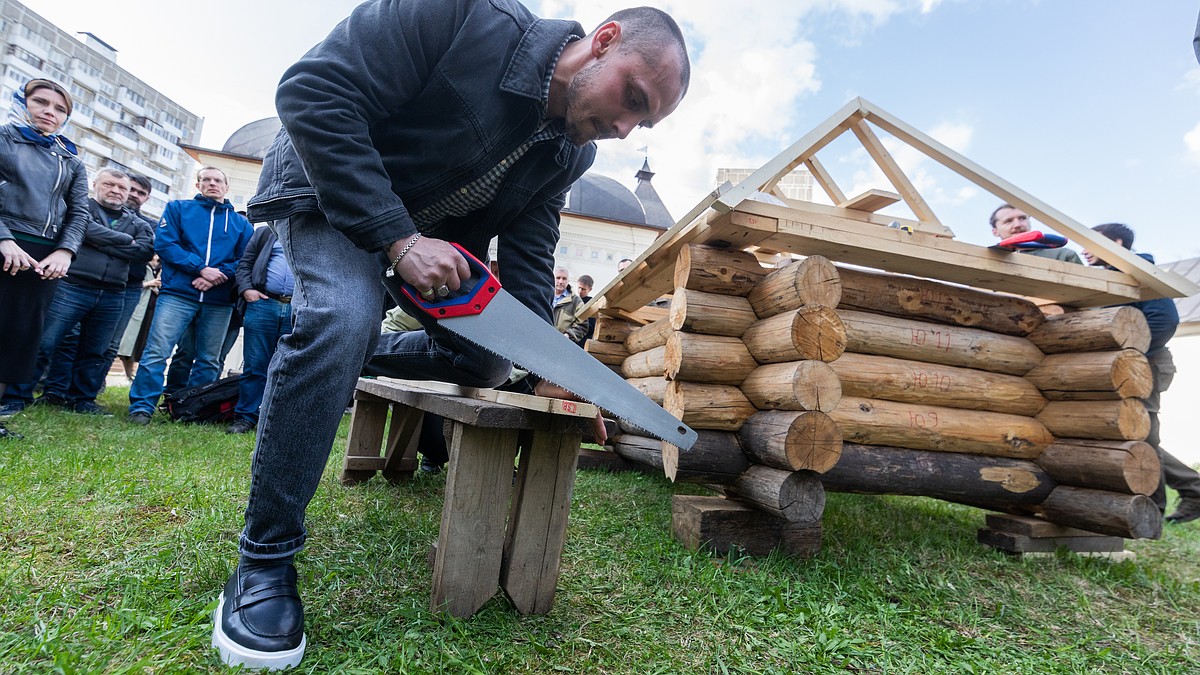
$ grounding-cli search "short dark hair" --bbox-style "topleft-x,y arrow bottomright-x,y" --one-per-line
127,173 -> 152,192
1093,223 -> 1134,249
600,7 -> 690,97
578,274 -> 594,287
989,203 -> 1015,229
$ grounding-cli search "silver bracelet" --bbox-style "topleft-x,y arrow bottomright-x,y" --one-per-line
386,233 -> 422,277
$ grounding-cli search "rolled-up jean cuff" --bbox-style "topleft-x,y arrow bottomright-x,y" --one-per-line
239,531 -> 306,560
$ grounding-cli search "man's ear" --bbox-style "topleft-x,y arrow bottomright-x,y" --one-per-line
591,20 -> 622,57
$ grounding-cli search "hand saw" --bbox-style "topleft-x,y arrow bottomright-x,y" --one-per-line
382,243 -> 697,450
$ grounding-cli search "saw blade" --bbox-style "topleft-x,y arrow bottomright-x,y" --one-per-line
438,289 -> 696,450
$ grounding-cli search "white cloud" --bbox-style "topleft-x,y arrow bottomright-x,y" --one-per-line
1185,120 -> 1200,163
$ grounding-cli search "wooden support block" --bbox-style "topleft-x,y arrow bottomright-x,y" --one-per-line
671,495 -> 822,558
502,429 -> 582,615
431,424 -> 520,618
984,513 -> 1104,539
837,188 -> 901,213
341,391 -> 392,485
977,529 -> 1125,555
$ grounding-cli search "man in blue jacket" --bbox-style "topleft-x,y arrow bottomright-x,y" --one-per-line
213,1 -> 689,669
127,167 -> 252,424
1083,223 -> 1200,524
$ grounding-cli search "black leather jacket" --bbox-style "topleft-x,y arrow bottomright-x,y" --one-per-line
62,199 -> 155,290
0,124 -> 89,254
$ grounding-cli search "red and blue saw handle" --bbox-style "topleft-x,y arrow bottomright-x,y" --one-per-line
992,230 -> 1068,251
397,243 -> 499,319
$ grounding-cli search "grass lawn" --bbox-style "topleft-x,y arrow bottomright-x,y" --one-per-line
2,386 -> 1199,674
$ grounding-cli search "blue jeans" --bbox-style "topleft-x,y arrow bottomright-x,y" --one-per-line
5,281 -> 125,405
234,297 -> 292,424
165,313 -> 242,398
128,294 -> 233,415
43,284 -> 143,398
239,213 -> 508,560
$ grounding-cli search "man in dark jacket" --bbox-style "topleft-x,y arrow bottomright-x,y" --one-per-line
213,1 -> 690,669
228,225 -> 294,435
127,167 -> 252,424
1083,223 -> 1200,524
39,174 -> 158,400
2,168 -> 153,415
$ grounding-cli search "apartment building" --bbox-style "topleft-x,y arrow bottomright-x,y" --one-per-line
0,0 -> 202,219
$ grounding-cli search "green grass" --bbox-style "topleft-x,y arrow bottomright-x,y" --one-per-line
2,386 -> 1199,673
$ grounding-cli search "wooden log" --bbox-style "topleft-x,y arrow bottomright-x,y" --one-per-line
737,410 -> 843,473
748,256 -> 842,318
830,396 -> 1052,459
610,434 -> 664,473
1036,399 -> 1149,441
1024,349 -> 1153,400
620,345 -> 666,379
673,244 -> 767,296
669,288 -> 758,337
838,310 -> 1044,376
746,255 -> 1045,336
742,307 -> 846,364
583,339 -> 629,366
829,352 -> 1046,416
662,381 -> 756,431
671,495 -> 821,558
819,442 -> 1056,511
663,430 -> 751,484
593,315 -> 636,344
1035,439 -> 1160,495
1026,306 -> 1151,354
624,317 -> 674,354
740,361 -> 842,413
1039,485 -> 1162,539
836,266 -> 1044,336
625,377 -> 668,405
727,465 -> 826,525
664,332 -> 758,385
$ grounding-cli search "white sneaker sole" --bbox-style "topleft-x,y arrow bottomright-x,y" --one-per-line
212,593 -> 306,670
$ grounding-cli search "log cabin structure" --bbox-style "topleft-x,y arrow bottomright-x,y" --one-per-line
580,98 -> 1198,558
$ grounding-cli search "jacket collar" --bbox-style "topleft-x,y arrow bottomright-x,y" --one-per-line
193,194 -> 233,210
499,18 -> 585,101
88,197 -> 131,224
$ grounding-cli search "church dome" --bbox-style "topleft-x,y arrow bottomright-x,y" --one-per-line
223,117 -> 282,158
566,173 -> 647,225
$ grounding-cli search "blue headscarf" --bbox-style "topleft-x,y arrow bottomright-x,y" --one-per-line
7,80 -> 77,155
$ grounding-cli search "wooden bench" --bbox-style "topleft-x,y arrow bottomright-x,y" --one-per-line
341,376 -> 596,618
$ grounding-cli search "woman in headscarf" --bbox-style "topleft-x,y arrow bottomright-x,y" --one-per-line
0,79 -> 90,440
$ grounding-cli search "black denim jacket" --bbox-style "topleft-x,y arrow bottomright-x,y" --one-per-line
248,0 -> 597,325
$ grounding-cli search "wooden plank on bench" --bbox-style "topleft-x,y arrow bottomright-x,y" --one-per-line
431,423 -> 520,617
502,429 -> 583,614
379,377 -> 598,418
356,378 -> 590,433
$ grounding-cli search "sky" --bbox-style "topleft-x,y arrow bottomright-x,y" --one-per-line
19,0 -> 1200,261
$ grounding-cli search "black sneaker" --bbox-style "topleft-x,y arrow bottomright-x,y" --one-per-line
33,393 -> 70,409
127,411 -> 152,426
0,422 -> 23,440
227,418 -> 256,435
212,563 -> 306,670
72,400 -> 113,416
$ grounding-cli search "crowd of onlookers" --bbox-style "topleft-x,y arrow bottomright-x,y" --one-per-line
0,77 -> 294,441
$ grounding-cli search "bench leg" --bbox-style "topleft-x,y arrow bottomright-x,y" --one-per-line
381,406 -> 423,484
340,391 -> 391,485
431,423 -> 519,618
501,429 -> 582,615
